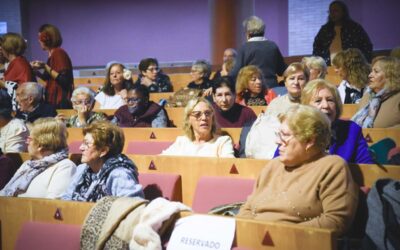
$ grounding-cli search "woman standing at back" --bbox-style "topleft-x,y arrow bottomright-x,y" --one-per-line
31,24 -> 74,109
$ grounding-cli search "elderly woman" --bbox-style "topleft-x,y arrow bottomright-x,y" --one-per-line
352,56 -> 400,128
135,58 -> 172,92
300,79 -> 373,163
212,76 -> 257,127
113,85 -> 169,127
0,32 -> 34,110
15,82 -> 57,126
0,89 -> 28,153
31,24 -> 74,109
238,105 -> 358,235
265,62 -> 309,117
236,65 -> 277,106
302,56 -> 327,80
0,118 -> 76,198
332,48 -> 370,104
187,60 -> 213,96
58,87 -> 107,127
94,62 -> 133,109
161,97 -> 235,157
62,121 -> 143,202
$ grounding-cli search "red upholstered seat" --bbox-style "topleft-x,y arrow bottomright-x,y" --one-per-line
192,176 -> 255,213
14,222 -> 81,250
126,141 -> 173,155
139,172 -> 182,202
68,141 -> 82,154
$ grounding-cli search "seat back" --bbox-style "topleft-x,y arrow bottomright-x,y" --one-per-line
192,176 -> 255,213
126,141 -> 173,155
68,141 -> 82,154
0,155 -> 18,189
14,221 -> 81,250
139,172 -> 182,202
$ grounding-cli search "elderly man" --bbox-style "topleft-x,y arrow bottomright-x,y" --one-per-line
229,16 -> 287,88
15,82 -> 57,125
212,48 -> 237,82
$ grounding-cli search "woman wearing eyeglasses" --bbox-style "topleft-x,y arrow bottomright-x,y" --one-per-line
135,58 -> 173,93
113,85 -> 169,127
57,87 -> 107,128
0,118 -> 76,198
237,104 -> 358,235
161,97 -> 234,157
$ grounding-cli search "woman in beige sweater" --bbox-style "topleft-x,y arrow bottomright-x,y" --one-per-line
237,104 -> 359,235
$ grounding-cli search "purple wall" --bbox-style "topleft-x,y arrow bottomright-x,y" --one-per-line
24,0 -> 210,67
23,0 -> 399,67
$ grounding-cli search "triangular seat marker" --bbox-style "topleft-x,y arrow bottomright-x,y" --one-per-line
365,134 -> 372,143
150,132 -> 156,139
54,208 -> 63,220
262,231 -> 274,246
149,160 -> 157,170
230,164 -> 239,174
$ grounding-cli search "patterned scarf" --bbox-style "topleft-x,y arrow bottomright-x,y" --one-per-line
70,154 -> 138,202
352,88 -> 386,128
0,149 -> 68,196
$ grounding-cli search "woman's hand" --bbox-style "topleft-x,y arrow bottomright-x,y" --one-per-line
202,87 -> 213,97
31,60 -> 45,70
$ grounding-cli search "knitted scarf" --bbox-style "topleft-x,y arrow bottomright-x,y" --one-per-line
352,88 -> 387,128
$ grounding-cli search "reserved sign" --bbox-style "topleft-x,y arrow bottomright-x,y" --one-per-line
167,214 -> 235,250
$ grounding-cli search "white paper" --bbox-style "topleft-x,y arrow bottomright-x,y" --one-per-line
167,214 -> 236,250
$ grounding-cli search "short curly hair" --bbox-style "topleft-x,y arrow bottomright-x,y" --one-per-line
236,65 -> 263,97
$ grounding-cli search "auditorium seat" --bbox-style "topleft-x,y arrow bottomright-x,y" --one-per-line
0,154 -> 18,189
192,176 -> 255,213
139,172 -> 182,202
68,141 -> 82,154
126,141 -> 173,155
14,221 -> 81,250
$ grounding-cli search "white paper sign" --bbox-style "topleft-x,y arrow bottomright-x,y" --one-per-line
167,214 -> 236,250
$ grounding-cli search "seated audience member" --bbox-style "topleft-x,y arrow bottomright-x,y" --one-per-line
229,16 -> 287,88
213,76 -> 257,127
0,32 -> 34,111
135,58 -> 173,93
390,46 -> 400,59
313,1 -> 372,65
332,48 -> 370,104
0,89 -> 28,153
187,60 -> 213,96
265,62 -> 309,117
0,118 -> 76,198
161,97 -> 234,157
94,62 -> 132,109
58,87 -> 107,128
236,65 -> 277,106
302,56 -> 327,80
31,24 -> 74,109
237,104 -> 358,235
300,79 -> 373,163
62,121 -> 144,202
113,85 -> 169,127
211,48 -> 237,82
15,82 -> 57,127
353,56 -> 400,128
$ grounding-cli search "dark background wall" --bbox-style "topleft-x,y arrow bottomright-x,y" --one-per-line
1,0 -> 398,67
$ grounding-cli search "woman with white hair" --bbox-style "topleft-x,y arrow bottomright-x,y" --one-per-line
302,56 -> 327,80
58,87 -> 107,127
229,15 -> 287,88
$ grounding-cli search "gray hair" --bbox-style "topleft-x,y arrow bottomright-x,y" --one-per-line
243,16 -> 265,37
192,60 -> 211,78
71,86 -> 96,103
20,82 -> 44,105
302,56 -> 328,79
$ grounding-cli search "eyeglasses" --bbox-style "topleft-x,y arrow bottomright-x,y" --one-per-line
81,140 -> 95,149
147,67 -> 159,72
73,100 -> 92,105
126,97 -> 142,104
275,131 -> 294,145
190,110 -> 213,120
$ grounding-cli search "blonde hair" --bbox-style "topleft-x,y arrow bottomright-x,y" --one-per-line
283,62 -> 310,82
83,121 -> 125,158
373,56 -> 400,92
301,79 -> 343,120
278,104 -> 331,151
236,65 -> 263,97
183,97 -> 217,141
30,118 -> 68,152
1,32 -> 27,56
302,56 -> 327,79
